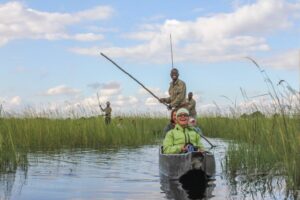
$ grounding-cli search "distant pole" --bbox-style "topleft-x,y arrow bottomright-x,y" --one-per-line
170,34 -> 174,69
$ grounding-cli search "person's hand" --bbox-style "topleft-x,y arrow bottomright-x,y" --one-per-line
197,149 -> 205,154
181,146 -> 187,153
167,104 -> 172,110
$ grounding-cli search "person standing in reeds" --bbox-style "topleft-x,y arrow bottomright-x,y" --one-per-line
187,92 -> 197,119
100,101 -> 112,125
163,108 -> 204,154
159,68 -> 187,110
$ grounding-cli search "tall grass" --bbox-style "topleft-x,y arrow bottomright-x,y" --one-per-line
198,57 -> 300,196
0,114 -> 167,173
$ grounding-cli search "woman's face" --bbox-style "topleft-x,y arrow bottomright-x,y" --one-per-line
176,113 -> 189,127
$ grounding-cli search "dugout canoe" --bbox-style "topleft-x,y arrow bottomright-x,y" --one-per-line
159,146 -> 216,180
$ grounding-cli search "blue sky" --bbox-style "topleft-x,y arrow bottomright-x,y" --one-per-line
0,0 -> 299,116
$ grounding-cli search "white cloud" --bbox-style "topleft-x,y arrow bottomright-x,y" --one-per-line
123,31 -> 157,41
145,97 -> 159,106
47,33 -> 104,41
10,96 -> 21,105
72,33 -> 104,41
99,81 -> 122,96
0,96 -> 21,106
71,0 -> 300,66
138,87 -> 164,96
0,96 -> 22,112
114,95 -> 138,106
81,95 -> 101,107
0,2 -> 113,46
263,50 -> 300,70
45,85 -> 81,96
76,6 -> 113,20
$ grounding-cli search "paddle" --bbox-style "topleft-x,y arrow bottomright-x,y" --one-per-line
170,34 -> 174,69
200,134 -> 216,149
196,127 -> 216,148
96,92 -> 102,111
100,52 -> 169,108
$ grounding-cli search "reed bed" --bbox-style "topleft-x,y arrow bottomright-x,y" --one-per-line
197,57 -> 300,196
198,109 -> 299,198
0,115 -> 167,173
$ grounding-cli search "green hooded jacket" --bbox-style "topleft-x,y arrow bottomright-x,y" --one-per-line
163,124 -> 204,154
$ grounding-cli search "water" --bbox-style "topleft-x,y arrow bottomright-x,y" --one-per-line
0,139 -> 293,200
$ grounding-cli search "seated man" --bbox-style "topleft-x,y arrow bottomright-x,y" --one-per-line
163,108 -> 204,154
188,117 -> 203,135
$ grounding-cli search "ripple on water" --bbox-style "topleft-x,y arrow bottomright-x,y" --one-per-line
1,140 -> 293,200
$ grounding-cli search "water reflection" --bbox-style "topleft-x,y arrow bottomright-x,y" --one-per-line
0,153 -> 28,200
160,170 -> 216,200
160,177 -> 189,200
0,139 -> 296,199
180,170 -> 213,199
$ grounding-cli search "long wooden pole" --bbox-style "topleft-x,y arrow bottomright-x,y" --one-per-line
100,52 -> 168,107
170,34 -> 174,69
96,92 -> 102,111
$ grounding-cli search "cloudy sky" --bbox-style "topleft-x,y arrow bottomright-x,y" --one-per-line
0,0 -> 299,116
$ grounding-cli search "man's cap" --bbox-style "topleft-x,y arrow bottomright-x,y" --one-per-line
176,108 -> 189,117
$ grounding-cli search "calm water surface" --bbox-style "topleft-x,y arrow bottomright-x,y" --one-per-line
0,138 -> 290,200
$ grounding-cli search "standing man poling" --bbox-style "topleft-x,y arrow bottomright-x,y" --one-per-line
100,101 -> 112,125
159,68 -> 186,110
187,92 -> 197,119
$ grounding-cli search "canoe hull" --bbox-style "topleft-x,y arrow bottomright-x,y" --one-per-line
159,146 -> 216,180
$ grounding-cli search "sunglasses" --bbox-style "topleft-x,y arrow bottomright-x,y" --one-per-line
177,114 -> 189,117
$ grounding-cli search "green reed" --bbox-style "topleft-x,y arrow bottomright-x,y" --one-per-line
198,112 -> 299,197
198,57 -> 300,196
0,116 -> 167,150
0,115 -> 167,173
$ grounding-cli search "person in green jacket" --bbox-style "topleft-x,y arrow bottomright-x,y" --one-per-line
163,108 -> 204,154
159,68 -> 187,110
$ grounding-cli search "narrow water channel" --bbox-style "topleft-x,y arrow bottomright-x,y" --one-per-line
0,138 -> 290,200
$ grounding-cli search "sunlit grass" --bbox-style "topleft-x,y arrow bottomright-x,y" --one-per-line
196,57 -> 300,195
0,114 -> 167,173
